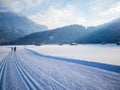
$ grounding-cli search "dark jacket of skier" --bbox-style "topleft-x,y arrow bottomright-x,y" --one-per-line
14,47 -> 16,52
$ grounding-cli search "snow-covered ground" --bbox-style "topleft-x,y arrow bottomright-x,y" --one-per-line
27,44 -> 120,66
0,46 -> 10,61
0,45 -> 120,90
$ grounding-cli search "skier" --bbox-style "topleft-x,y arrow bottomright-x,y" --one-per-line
14,47 -> 16,52
11,47 -> 13,50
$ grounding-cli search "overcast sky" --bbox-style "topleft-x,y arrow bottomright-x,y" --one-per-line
0,0 -> 120,29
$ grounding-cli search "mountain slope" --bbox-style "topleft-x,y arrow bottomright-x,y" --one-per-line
78,18 -> 120,43
0,11 -> 48,44
9,18 -> 120,45
11,25 -> 87,44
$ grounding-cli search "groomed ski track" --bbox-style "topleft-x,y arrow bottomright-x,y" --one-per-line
0,48 -> 120,90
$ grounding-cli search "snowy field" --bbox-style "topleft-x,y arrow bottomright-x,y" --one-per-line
27,44 -> 120,66
0,46 -> 10,61
0,45 -> 120,90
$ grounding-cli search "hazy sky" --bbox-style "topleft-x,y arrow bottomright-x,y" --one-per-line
0,0 -> 120,29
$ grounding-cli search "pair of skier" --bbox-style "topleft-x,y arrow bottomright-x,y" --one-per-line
11,47 -> 16,52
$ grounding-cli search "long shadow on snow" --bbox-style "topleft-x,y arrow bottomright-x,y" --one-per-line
26,49 -> 120,73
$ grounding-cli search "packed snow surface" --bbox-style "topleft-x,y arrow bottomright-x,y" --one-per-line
0,45 -> 120,90
0,46 -> 10,61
